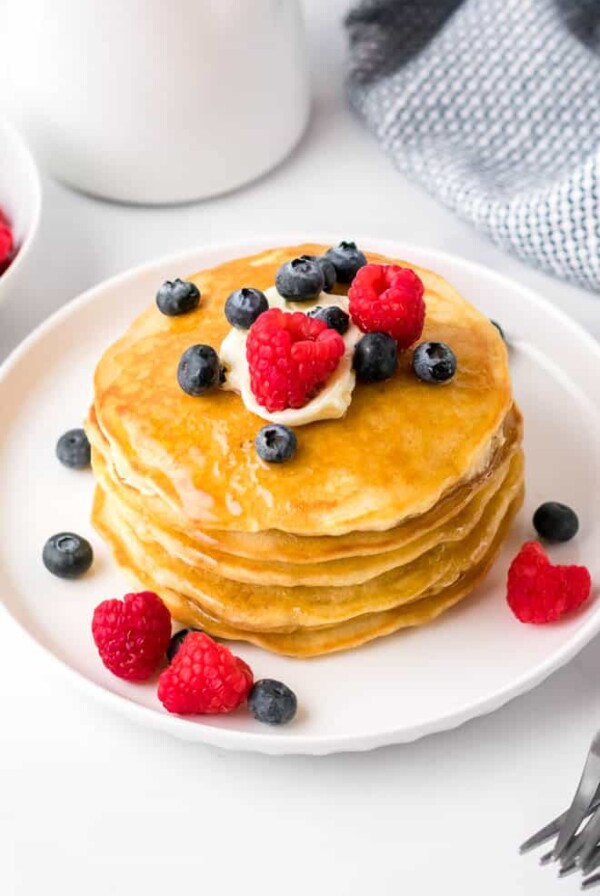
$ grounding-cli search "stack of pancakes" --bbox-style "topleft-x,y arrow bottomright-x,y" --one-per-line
86,244 -> 524,657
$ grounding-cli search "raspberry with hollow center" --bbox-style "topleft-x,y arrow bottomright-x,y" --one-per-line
92,591 -> 172,681
348,263 -> 425,349
158,632 -> 253,715
506,541 -> 592,624
246,307 -> 345,412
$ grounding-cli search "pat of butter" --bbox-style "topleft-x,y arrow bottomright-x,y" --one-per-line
220,286 -> 361,427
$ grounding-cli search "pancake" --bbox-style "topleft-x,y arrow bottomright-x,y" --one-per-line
93,487 -> 524,657
86,403 -> 522,563
87,243 -> 524,657
93,434 -> 521,587
90,244 -> 512,536
92,447 -> 523,630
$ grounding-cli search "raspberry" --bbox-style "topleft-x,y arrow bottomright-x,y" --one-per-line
506,541 -> 592,624
246,307 -> 345,412
157,632 -> 253,715
92,591 -> 172,681
348,263 -> 425,349
0,208 -> 13,266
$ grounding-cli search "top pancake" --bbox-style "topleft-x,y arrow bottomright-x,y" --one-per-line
91,244 -> 512,535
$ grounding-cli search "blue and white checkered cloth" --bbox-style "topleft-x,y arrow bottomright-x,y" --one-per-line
346,0 -> 600,291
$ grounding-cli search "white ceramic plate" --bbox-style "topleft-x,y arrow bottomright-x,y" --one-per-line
1,235 -> 600,755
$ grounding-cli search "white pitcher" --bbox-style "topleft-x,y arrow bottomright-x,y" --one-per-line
0,0 -> 310,204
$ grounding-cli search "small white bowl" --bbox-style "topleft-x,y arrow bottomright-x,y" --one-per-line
0,117 -> 42,306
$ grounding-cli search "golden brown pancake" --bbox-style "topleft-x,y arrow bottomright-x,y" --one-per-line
93,486 -> 524,657
87,402 -> 521,562
90,244 -> 512,536
92,448 -> 523,631
87,244 -> 524,656
92,434 -> 521,587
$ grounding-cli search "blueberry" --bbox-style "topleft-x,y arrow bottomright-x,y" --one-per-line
325,241 -> 367,283
353,332 -> 398,383
156,279 -> 201,316
275,257 -> 324,302
248,679 -> 298,726
177,344 -> 221,396
490,319 -> 505,342
167,628 -> 200,662
308,305 -> 350,335
224,287 -> 269,329
412,342 -> 457,384
43,532 -> 93,579
255,424 -> 297,463
300,254 -> 337,292
533,502 -> 579,543
56,428 -> 91,469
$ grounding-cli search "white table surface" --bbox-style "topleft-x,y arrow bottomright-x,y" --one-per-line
3,2 -> 600,894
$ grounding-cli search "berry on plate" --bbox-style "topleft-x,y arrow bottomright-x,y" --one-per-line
412,341 -> 457,384
353,332 -> 398,383
325,241 -> 367,283
248,679 -> 298,726
43,532 -> 93,579
246,307 -> 345,412
308,305 -> 350,335
300,254 -> 337,292
92,591 -> 172,681
166,628 -> 202,663
177,344 -> 221,396
490,319 -> 505,342
348,263 -> 425,348
533,502 -> 579,543
224,287 -> 268,329
506,541 -> 591,624
56,428 -> 91,469
255,424 -> 297,463
275,257 -> 325,302
158,632 -> 253,715
156,279 -> 201,316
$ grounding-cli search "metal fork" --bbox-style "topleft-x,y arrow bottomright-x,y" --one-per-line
520,732 -> 600,888
521,799 -> 600,856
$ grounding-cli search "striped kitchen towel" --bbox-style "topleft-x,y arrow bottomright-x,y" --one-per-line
346,0 -> 600,291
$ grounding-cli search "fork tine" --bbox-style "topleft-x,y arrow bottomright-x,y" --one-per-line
521,791 -> 600,855
577,811 -> 600,874
540,850 -> 554,865
555,795 -> 598,860
558,860 -> 578,878
559,826 -> 589,869
578,812 -> 600,871
520,813 -> 569,853
583,848 -> 600,876
582,871 -> 600,891
553,736 -> 600,860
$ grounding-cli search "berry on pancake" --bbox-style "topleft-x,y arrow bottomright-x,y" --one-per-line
156,279 -> 200,316
246,307 -> 344,412
348,263 -> 425,349
325,241 -> 367,283
275,257 -> 324,302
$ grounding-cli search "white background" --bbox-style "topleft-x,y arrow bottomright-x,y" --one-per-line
2,1 -> 600,894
